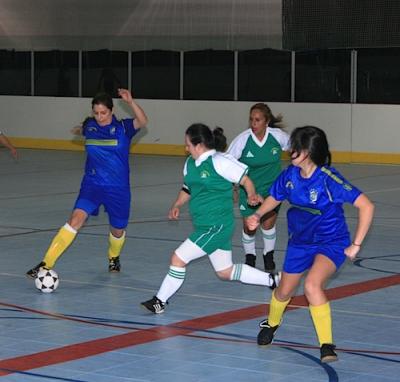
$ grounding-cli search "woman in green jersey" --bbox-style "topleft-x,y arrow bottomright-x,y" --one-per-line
141,123 -> 280,314
228,103 -> 289,272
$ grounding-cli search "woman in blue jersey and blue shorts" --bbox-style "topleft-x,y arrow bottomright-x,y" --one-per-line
247,126 -> 374,363
141,123 -> 280,314
228,103 -> 289,272
27,88 -> 148,277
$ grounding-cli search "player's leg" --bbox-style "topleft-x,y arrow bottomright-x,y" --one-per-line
239,189 -> 258,267
258,244 -> 311,345
261,209 -> 278,272
105,187 -> 130,272
305,254 -> 338,362
209,250 -> 280,288
26,208 -> 88,278
257,272 -> 303,345
141,239 -> 206,314
108,227 -> 126,272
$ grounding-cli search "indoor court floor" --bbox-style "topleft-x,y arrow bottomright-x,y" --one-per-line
0,148 -> 399,382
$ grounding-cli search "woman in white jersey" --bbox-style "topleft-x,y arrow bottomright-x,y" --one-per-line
228,103 -> 289,272
141,123 -> 280,314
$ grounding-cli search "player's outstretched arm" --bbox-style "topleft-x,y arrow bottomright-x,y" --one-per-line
118,88 -> 148,129
247,196 -> 280,230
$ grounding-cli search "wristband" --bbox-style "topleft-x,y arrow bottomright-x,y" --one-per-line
254,212 -> 262,220
352,242 -> 361,247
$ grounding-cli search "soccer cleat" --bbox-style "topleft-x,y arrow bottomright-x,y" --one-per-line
26,262 -> 48,279
108,257 -> 121,272
245,254 -> 256,267
263,250 -> 276,272
141,296 -> 167,314
268,271 -> 281,290
320,343 -> 338,363
257,319 -> 279,345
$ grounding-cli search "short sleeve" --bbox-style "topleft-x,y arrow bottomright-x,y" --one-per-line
269,128 -> 290,151
227,130 -> 250,159
269,167 -> 290,201
122,118 -> 138,139
213,153 -> 248,184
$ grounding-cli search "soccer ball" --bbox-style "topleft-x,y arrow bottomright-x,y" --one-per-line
35,269 -> 59,293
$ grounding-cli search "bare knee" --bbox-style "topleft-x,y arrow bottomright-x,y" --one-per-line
68,209 -> 88,231
216,266 -> 233,280
170,253 -> 187,267
274,287 -> 292,302
110,228 -> 125,238
304,277 -> 323,300
243,221 -> 256,235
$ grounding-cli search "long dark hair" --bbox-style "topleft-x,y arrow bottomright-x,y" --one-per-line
91,92 -> 113,110
185,123 -> 227,152
290,126 -> 332,166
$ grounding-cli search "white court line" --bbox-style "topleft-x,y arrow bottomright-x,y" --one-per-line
2,272 -> 399,320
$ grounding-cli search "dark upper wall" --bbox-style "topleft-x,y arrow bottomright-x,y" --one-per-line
0,0 -> 282,50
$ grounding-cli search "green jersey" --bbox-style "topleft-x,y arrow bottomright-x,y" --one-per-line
183,150 -> 248,227
228,127 -> 289,216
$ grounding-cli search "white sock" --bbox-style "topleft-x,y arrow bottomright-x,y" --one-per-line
261,226 -> 276,255
230,264 -> 274,286
156,266 -> 186,303
242,230 -> 256,255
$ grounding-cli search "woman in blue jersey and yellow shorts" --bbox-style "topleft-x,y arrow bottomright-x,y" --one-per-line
27,88 -> 147,277
247,126 -> 374,363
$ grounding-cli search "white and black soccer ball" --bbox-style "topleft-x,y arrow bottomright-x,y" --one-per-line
35,269 -> 59,293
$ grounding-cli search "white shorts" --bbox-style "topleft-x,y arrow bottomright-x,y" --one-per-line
175,239 -> 233,272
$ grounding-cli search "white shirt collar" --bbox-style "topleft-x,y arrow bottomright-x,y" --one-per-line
195,149 -> 216,166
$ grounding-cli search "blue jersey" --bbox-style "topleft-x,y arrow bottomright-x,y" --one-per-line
270,165 -> 362,245
82,116 -> 138,187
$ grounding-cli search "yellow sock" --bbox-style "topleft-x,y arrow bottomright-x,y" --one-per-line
309,302 -> 333,346
43,223 -> 77,268
268,290 -> 291,327
108,231 -> 126,260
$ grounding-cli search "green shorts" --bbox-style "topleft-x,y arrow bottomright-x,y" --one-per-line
189,222 -> 234,254
238,188 -> 281,218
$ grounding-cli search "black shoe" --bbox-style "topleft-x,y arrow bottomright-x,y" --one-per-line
320,343 -> 338,363
26,262 -> 48,279
268,271 -> 281,290
257,319 -> 279,345
245,254 -> 256,267
263,250 -> 276,272
141,296 -> 167,314
108,257 -> 121,272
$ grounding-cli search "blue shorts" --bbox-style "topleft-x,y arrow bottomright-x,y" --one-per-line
74,184 -> 131,229
283,240 -> 349,274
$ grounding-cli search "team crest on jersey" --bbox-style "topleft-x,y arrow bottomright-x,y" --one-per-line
309,188 -> 318,204
246,151 -> 254,158
285,181 -> 294,189
200,170 -> 210,178
271,147 -> 279,155
110,127 -> 116,135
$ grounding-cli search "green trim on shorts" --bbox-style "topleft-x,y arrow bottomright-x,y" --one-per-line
189,222 -> 234,254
